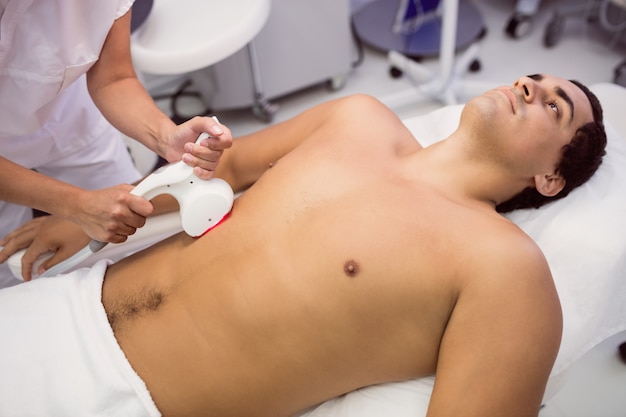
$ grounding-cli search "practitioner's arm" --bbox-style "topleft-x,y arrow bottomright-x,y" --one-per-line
0,191 -> 177,282
0,156 -> 154,243
426,238 -> 562,417
86,10 -> 231,180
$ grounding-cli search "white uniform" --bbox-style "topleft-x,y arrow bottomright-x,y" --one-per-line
0,0 -> 142,287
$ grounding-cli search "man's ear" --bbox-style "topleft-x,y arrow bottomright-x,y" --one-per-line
534,172 -> 566,197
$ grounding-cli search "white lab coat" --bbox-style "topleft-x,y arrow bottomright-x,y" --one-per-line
0,0 -> 142,287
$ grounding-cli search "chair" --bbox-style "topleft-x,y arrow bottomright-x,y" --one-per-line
123,0 -> 271,171
505,0 -> 543,39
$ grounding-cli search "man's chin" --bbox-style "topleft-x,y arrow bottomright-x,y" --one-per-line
461,95 -> 500,123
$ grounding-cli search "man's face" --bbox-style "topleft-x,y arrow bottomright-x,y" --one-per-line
462,74 -> 594,179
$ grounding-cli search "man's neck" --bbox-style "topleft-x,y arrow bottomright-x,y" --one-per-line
412,139 -> 517,212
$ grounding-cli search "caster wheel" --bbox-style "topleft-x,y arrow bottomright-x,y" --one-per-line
505,14 -> 534,39
614,61 -> 626,87
327,74 -> 347,91
389,66 -> 404,79
252,97 -> 278,124
468,59 -> 481,73
544,16 -> 564,48
477,26 -> 488,41
252,105 -> 275,124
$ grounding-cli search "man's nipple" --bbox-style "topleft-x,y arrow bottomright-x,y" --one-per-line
344,260 -> 360,277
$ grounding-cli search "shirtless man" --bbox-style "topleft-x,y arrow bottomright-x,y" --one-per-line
0,74 -> 606,417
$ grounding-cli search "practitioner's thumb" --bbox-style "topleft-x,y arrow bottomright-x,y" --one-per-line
129,194 -> 155,219
37,247 -> 77,278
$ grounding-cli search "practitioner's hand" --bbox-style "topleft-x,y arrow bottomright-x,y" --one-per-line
73,184 -> 154,243
161,116 -> 233,180
0,216 -> 90,281
0,217 -> 48,269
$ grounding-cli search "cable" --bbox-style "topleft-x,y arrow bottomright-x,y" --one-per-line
151,78 -> 212,124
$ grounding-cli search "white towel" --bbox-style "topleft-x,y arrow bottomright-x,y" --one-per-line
0,260 -> 161,417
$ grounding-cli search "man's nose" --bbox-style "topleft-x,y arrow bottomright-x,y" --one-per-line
514,76 -> 536,103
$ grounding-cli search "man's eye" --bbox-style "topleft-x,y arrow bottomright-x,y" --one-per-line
549,102 -> 559,113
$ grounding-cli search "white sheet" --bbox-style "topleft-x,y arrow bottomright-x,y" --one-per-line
298,82 -> 626,416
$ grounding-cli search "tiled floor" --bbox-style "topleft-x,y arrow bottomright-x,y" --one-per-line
144,1 -> 626,415
539,331 -> 626,417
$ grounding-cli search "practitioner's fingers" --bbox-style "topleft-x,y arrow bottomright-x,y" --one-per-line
165,115 -> 233,180
76,186 -> 152,243
0,217 -> 48,264
20,242 -> 55,282
19,217 -> 90,280
181,145 -> 224,180
36,240 -> 89,279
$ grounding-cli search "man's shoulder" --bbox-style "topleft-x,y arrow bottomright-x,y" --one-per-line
453,216 -> 562,335
433,217 -> 562,417
465,219 -> 553,289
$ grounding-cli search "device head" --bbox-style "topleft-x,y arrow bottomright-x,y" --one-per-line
176,177 -> 234,236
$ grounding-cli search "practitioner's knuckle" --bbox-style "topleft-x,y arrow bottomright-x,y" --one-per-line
193,167 -> 214,180
110,204 -> 130,221
101,223 -> 118,240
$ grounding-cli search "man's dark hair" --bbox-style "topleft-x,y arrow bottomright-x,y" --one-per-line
496,79 -> 607,213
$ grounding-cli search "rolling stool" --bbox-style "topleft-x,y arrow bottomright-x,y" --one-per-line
130,0 -> 154,33
353,0 -> 492,107
505,0 -> 543,39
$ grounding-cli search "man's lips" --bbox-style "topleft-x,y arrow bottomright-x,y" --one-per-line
496,87 -> 516,113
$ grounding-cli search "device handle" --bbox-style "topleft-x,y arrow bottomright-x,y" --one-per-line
40,123 -> 222,277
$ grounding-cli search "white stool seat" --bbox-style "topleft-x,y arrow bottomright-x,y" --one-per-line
131,0 -> 271,75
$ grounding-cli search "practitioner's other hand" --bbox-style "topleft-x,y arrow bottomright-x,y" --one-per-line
74,184 -> 154,243
0,217 -> 48,268
0,216 -> 90,281
162,116 -> 233,180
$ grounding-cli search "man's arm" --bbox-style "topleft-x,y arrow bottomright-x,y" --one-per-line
426,235 -> 562,417
213,97 -> 347,191
215,93 -> 412,192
